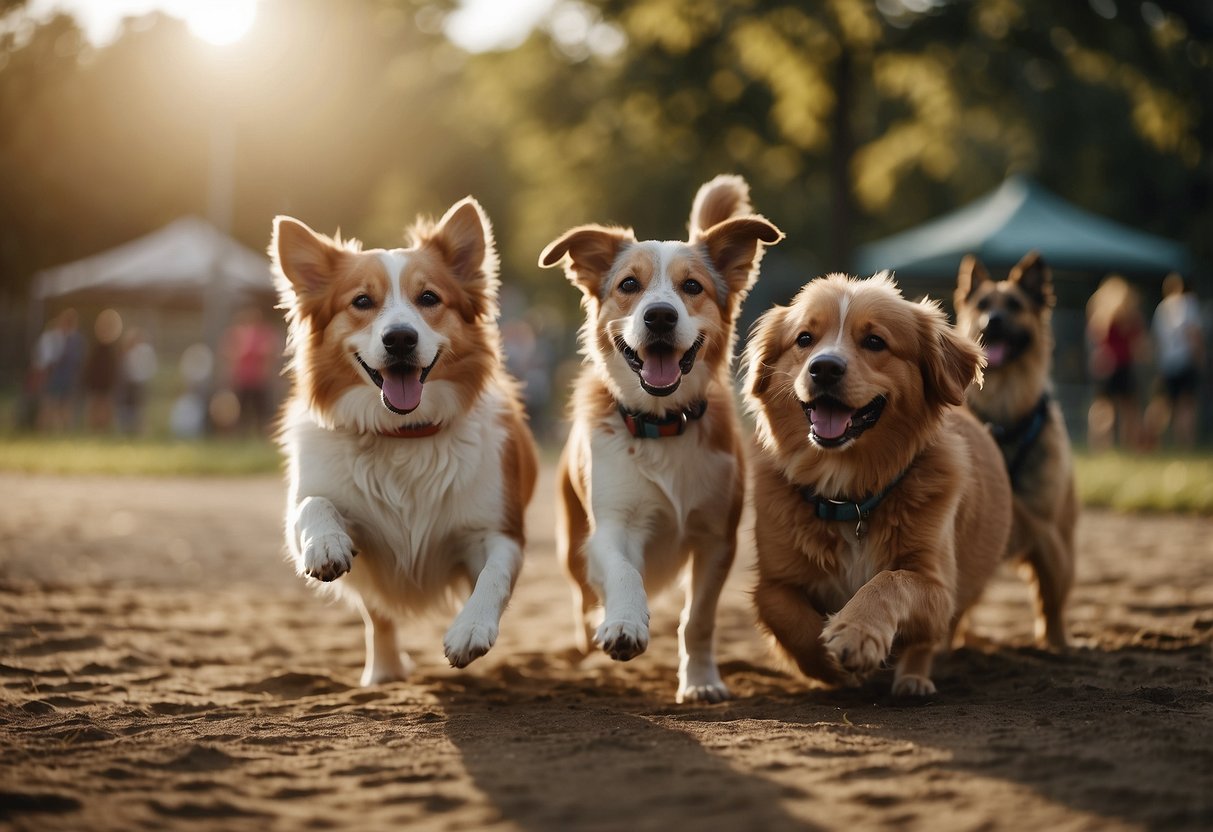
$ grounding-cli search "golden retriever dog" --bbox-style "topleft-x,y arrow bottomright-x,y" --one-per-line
539,175 -> 782,702
744,273 -> 1012,696
271,198 -> 537,685
955,251 -> 1077,649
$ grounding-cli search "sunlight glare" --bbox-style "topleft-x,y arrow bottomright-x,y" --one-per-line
179,0 -> 256,46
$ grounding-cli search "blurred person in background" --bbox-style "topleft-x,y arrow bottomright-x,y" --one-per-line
82,309 -> 123,432
1146,273 -> 1204,449
170,343 -> 213,439
1086,275 -> 1147,451
221,306 -> 280,436
116,328 -> 158,435
34,308 -> 85,433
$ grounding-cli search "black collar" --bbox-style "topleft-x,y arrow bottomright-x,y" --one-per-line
798,464 -> 911,540
617,400 -> 708,439
977,393 -> 1050,489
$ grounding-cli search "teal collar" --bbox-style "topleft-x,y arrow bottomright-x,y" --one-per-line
618,400 -> 707,439
798,465 -> 911,539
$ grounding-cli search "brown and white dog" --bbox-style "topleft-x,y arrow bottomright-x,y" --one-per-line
955,252 -> 1076,649
271,198 -> 537,685
539,175 -> 782,702
744,273 -> 1012,696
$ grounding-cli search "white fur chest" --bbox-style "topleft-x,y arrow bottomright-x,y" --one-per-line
284,392 -> 508,594
579,416 -> 738,587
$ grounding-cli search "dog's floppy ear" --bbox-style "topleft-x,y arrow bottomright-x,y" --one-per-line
744,305 -> 787,399
689,174 -> 752,239
955,254 -> 991,305
700,216 -> 784,301
271,216 -> 348,298
538,224 -> 633,296
917,301 -> 984,409
1008,250 -> 1054,309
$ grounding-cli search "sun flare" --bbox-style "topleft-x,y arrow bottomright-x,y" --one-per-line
180,0 -> 256,46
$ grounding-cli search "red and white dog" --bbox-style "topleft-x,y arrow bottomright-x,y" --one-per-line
539,175 -> 782,702
271,198 -> 537,685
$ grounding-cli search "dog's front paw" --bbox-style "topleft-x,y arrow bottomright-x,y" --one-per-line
443,616 -> 498,669
892,673 -> 936,697
301,531 -> 356,582
596,619 -> 649,662
822,617 -> 893,674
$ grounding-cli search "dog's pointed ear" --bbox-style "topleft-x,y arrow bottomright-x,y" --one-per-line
744,305 -> 787,400
271,216 -> 347,297
955,254 -> 991,305
538,225 -> 633,296
918,301 -> 984,409
700,216 -> 784,300
417,197 -> 500,321
689,174 -> 752,239
429,197 -> 498,287
1009,250 -> 1054,309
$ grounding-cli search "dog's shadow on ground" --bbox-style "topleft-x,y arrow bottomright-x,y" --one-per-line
440,654 -> 820,832
440,643 -> 1210,831
680,645 -> 1213,831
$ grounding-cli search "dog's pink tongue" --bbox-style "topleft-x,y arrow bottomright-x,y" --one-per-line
640,351 -> 681,389
381,366 -> 423,412
810,401 -> 853,440
985,343 -> 1008,368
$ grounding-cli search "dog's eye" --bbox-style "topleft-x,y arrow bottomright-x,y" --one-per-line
351,294 -> 375,310
1004,295 -> 1022,313
862,334 -> 887,352
418,290 -> 442,308
681,278 -> 703,296
976,297 -> 992,312
796,332 -> 813,348
618,276 -> 641,294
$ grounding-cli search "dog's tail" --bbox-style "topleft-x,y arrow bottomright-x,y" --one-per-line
689,174 -> 752,239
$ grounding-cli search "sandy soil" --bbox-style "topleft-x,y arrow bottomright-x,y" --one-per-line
0,467 -> 1210,831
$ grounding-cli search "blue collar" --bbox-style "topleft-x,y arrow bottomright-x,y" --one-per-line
799,465 -> 911,539
979,394 -> 1050,489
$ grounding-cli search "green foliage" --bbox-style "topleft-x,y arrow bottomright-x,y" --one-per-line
0,0 -> 1209,317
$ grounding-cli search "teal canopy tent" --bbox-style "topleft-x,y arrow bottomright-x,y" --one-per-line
854,176 -> 1192,280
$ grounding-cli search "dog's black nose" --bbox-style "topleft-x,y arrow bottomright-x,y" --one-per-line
643,303 -> 678,335
382,326 -> 418,358
984,311 -> 1006,338
809,353 -> 847,386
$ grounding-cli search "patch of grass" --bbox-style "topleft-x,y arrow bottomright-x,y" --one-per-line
0,435 -> 1209,515
1074,451 -> 1213,515
0,436 -> 282,477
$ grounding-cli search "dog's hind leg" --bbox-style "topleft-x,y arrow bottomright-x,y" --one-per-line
358,602 -> 413,686
893,642 -> 937,697
558,462 -> 597,654
677,538 -> 735,703
1025,524 -> 1073,650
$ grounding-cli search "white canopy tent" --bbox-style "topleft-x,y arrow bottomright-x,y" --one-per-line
25,217 -> 279,418
31,216 -> 275,306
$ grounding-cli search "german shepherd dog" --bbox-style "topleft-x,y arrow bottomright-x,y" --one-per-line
954,251 -> 1077,649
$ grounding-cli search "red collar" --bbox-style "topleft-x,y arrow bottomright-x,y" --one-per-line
379,422 -> 443,438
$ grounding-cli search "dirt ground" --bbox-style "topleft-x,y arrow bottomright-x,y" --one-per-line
0,466 -> 1210,832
